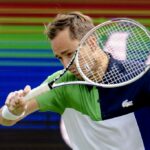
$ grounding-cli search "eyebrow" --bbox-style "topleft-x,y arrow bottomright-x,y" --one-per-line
55,49 -> 70,58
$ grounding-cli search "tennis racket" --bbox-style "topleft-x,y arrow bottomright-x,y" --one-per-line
24,18 -> 150,101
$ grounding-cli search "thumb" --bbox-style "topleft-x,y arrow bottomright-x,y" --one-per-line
23,85 -> 31,96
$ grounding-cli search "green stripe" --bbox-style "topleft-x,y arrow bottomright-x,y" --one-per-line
133,19 -> 150,24
0,61 -> 62,67
94,18 -> 150,24
0,17 -> 51,23
0,52 -> 54,58
0,34 -> 47,41
94,18 -> 108,24
0,25 -> 44,31
0,42 -> 51,49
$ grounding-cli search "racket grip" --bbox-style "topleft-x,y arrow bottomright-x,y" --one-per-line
24,83 -> 50,101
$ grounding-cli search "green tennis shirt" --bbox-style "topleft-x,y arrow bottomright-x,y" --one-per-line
36,70 -> 102,121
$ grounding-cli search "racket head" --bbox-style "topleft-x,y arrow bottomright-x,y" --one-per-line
76,18 -> 150,88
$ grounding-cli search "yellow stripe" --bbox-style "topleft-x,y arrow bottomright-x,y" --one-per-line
0,17 -> 150,26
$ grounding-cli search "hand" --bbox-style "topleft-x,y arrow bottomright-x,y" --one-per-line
5,85 -> 31,116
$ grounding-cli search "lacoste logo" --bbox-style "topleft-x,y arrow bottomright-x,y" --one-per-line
122,100 -> 133,108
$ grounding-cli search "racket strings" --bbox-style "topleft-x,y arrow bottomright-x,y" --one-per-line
77,19 -> 150,85
105,22 -> 149,83
79,41 -> 105,83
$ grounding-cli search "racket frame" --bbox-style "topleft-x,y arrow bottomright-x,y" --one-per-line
75,18 -> 150,88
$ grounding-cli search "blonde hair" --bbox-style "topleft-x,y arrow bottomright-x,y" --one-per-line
45,11 -> 94,40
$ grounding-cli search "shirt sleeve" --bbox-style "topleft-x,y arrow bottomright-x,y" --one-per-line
36,71 -> 66,114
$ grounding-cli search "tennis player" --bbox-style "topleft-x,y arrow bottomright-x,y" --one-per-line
0,12 -> 150,150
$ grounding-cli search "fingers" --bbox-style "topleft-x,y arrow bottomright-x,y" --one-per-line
23,85 -> 31,96
10,95 -> 24,108
5,91 -> 19,106
4,85 -> 32,115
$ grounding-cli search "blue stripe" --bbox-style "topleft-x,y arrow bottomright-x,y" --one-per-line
0,66 -> 62,70
0,53 -> 62,129
0,58 -> 59,62
0,66 -> 63,107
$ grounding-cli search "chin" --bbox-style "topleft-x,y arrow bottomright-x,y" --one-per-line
75,74 -> 83,80
69,71 -> 83,80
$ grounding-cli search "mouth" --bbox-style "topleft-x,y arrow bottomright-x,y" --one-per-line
69,69 -> 83,79
70,70 -> 79,76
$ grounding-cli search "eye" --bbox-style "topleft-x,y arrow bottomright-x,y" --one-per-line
67,52 -> 73,58
56,56 -> 62,61
59,57 -> 63,61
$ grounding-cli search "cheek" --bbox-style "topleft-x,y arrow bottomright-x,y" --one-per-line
62,58 -> 71,68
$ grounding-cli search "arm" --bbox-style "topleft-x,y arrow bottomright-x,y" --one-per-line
0,70 -> 68,126
0,85 -> 39,126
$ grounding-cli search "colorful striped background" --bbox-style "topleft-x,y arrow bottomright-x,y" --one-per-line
0,0 -> 150,66
0,0 -> 150,129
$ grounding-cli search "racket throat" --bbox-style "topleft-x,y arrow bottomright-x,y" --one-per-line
48,81 -> 54,89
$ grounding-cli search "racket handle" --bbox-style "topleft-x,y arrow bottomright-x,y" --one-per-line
24,83 -> 50,101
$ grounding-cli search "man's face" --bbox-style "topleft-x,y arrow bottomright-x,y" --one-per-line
51,28 -> 81,78
51,28 -> 107,81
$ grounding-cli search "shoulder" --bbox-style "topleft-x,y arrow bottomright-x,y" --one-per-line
44,70 -> 77,83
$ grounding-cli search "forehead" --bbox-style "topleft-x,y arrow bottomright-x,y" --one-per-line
51,28 -> 71,48
51,28 -> 79,54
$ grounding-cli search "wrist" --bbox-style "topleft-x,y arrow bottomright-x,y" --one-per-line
2,105 -> 25,120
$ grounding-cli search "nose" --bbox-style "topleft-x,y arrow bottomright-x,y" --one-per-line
62,58 -> 70,68
62,59 -> 76,73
